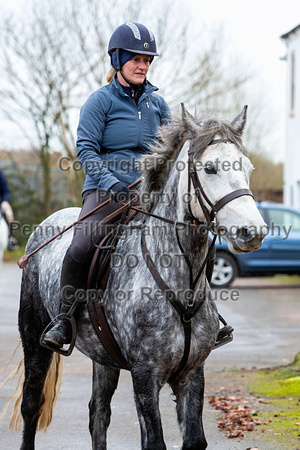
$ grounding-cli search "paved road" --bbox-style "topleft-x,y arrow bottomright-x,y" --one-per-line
1,262 -> 300,449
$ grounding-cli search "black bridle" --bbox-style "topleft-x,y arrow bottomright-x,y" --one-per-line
141,138 -> 255,380
187,139 -> 253,233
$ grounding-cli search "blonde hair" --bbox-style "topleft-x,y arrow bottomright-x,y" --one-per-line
106,67 -> 116,84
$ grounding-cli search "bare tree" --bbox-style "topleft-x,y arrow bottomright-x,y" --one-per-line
0,0 -> 251,217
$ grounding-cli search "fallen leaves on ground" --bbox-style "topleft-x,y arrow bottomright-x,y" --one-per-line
209,395 -> 262,438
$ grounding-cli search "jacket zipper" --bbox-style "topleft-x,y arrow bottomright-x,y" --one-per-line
137,109 -> 142,147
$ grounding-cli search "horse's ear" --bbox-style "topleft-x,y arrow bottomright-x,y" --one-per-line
231,105 -> 248,135
181,103 -> 198,135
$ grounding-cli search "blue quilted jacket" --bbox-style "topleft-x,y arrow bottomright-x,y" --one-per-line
76,74 -> 170,193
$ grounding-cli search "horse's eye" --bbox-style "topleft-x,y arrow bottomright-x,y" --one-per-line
204,163 -> 217,174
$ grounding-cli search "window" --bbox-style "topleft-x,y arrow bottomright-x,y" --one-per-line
267,208 -> 300,231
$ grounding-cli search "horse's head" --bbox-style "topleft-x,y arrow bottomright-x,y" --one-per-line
181,105 -> 267,253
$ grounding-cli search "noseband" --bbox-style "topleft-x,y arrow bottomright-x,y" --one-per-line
187,140 -> 253,233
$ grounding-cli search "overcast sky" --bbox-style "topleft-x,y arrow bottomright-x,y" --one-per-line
0,0 -> 298,162
188,0 -> 299,162
190,0 -> 298,104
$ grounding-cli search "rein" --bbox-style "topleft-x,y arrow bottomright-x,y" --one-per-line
140,139 -> 254,379
123,139 -> 253,235
17,178 -> 143,269
36,137 -> 253,375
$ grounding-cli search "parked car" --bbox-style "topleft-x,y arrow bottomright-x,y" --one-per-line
211,202 -> 300,287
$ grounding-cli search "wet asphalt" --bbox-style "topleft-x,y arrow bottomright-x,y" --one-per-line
1,262 -> 300,449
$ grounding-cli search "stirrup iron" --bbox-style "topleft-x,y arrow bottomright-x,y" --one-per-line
40,303 -> 78,356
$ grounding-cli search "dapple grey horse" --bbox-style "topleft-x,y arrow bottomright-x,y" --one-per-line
9,105 -> 266,449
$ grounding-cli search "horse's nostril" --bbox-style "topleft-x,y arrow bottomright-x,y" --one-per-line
238,227 -> 252,242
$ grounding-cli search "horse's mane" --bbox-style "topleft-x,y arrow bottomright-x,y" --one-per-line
139,108 -> 248,212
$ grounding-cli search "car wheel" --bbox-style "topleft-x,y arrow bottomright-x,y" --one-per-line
211,252 -> 238,288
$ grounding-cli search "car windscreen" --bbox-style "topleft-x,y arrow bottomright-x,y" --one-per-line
266,208 -> 300,231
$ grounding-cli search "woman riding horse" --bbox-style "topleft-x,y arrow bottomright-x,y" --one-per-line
43,22 -> 232,350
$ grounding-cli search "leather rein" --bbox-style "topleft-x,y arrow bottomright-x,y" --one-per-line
140,139 -> 253,380
88,138 -> 254,377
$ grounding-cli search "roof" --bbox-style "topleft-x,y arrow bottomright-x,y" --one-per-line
281,24 -> 300,40
257,201 -> 300,213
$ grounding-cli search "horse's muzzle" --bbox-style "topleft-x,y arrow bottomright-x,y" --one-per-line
226,226 -> 267,253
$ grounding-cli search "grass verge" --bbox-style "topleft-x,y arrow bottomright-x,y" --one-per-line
245,352 -> 300,449
209,353 -> 300,448
3,246 -> 26,263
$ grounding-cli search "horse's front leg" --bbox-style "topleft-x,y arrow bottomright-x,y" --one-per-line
170,364 -> 207,450
89,362 -> 120,450
131,363 -> 166,450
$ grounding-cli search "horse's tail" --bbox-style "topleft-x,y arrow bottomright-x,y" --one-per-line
0,358 -> 24,430
0,353 -> 63,431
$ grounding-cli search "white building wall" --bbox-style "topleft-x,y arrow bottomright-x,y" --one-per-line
282,26 -> 300,209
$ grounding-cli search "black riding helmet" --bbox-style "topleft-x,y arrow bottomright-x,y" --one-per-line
108,22 -> 159,71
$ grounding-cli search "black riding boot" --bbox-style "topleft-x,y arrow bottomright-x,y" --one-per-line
43,247 -> 88,348
206,242 -> 234,347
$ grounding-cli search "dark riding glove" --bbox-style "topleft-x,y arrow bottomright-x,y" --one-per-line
110,182 -> 135,203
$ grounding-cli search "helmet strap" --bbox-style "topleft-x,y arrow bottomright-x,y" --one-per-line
119,70 -> 146,96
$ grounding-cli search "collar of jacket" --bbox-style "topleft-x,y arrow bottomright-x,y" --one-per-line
112,74 -> 159,103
